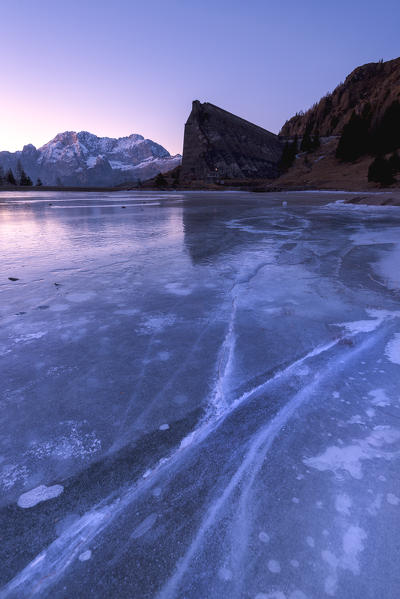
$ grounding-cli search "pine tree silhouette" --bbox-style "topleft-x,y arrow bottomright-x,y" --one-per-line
6,169 -> 16,185
368,155 -> 395,186
155,173 -> 168,189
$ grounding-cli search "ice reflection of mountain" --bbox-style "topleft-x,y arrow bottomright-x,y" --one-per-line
1,190 -> 400,599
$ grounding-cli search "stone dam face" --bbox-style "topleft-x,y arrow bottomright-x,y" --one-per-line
180,100 -> 283,182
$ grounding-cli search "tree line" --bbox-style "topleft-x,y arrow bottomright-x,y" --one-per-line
336,100 -> 400,185
280,99 -> 400,185
279,126 -> 321,172
0,160 -> 42,186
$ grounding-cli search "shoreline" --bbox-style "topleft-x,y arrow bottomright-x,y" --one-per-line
1,185 -> 400,206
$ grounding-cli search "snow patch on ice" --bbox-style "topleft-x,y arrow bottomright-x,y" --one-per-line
139,314 -> 176,333
152,487 -> 162,497
322,526 -> 367,596
14,332 -> 47,343
49,304 -> 69,312
387,493 -> 400,505
267,560 -> 281,573
258,531 -> 270,543
218,566 -> 233,581
336,309 -> 400,336
26,423 -> 101,460
18,484 -> 64,508
375,244 -> 400,291
164,282 -> 192,296
385,333 -> 400,365
78,549 -> 92,561
335,493 -> 352,515
304,426 -> 400,479
369,388 -> 390,407
336,319 -> 382,334
367,493 -> 383,515
66,292 -> 96,303
0,463 -> 29,490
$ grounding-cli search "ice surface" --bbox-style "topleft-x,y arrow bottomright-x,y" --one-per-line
1,190 -> 400,597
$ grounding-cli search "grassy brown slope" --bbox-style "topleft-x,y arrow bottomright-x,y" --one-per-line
266,139 -> 400,191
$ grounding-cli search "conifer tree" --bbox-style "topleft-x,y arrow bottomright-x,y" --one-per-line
6,169 -> 16,185
388,151 -> 400,174
300,124 -> 313,152
155,172 -> 167,189
336,112 -> 370,162
0,165 -> 4,186
172,168 -> 180,187
311,131 -> 320,150
16,159 -> 23,181
279,136 -> 298,172
36,178 -> 43,186
372,101 -> 400,155
368,155 -> 395,186
19,167 -> 32,186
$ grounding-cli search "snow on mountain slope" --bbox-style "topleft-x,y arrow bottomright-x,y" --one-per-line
0,131 -> 181,186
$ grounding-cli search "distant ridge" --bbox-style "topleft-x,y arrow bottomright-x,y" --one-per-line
0,131 -> 181,187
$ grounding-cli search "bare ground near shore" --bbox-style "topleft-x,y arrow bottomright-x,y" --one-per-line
265,138 -> 400,195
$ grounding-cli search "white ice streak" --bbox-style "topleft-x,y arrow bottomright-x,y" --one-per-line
3,510 -> 108,595
3,304 -> 387,597
131,513 -> 158,539
211,296 -> 237,416
155,331 -> 380,599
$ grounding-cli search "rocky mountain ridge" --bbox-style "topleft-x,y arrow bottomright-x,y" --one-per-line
0,131 -> 181,187
280,57 -> 400,138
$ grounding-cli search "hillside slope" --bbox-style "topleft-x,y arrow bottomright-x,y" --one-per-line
280,57 -> 400,137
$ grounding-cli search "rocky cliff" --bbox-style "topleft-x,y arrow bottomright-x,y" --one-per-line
280,57 -> 400,137
181,101 -> 282,182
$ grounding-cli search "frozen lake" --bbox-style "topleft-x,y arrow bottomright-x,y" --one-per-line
1,190 -> 400,598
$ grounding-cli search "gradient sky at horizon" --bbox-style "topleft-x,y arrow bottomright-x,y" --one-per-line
1,0 -> 399,155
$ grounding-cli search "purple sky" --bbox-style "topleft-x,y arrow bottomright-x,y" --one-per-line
1,0 -> 399,155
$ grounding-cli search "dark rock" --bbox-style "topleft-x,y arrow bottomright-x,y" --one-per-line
181,101 -> 283,183
8,277 -> 19,281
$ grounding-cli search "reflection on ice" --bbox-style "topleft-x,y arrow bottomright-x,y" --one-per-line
1,190 -> 400,598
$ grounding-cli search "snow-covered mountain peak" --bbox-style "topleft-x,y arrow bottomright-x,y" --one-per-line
1,130 -> 181,186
